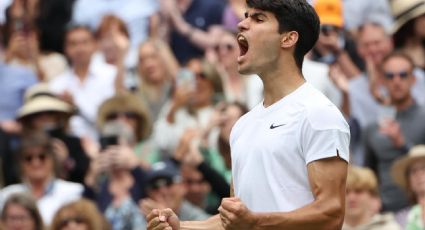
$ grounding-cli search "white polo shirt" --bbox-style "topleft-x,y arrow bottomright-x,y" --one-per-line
230,82 -> 350,212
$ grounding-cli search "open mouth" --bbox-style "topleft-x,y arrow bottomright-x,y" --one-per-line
237,34 -> 249,57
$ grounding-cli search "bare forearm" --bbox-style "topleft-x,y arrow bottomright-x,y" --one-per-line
253,201 -> 343,230
180,215 -> 224,230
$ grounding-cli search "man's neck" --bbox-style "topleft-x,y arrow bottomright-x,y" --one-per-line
260,58 -> 305,107
394,97 -> 414,112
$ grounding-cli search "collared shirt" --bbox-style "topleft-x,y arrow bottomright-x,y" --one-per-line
49,58 -> 116,139
0,179 -> 83,225
0,61 -> 38,121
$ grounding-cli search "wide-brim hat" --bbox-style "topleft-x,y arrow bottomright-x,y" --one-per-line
17,95 -> 74,120
391,145 -> 425,190
390,0 -> 425,34
97,93 -> 151,141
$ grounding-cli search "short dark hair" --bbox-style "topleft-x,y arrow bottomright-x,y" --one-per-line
246,0 -> 320,69
64,23 -> 94,40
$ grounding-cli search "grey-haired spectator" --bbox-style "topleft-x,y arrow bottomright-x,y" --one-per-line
0,132 -> 83,225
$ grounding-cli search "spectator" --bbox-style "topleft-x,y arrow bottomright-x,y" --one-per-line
83,95 -> 151,229
50,198 -> 109,230
364,52 -> 425,212
153,58 -> 224,155
330,22 -> 425,165
392,145 -> 425,229
2,84 -> 90,186
3,1 -> 68,82
311,0 -> 363,77
207,27 -> 263,109
72,0 -> 158,68
154,0 -> 225,64
49,24 -> 116,140
0,132 -> 83,225
391,0 -> 425,70
96,93 -> 155,164
95,14 -> 132,93
140,161 -> 210,226
1,193 -> 44,230
343,166 -> 400,230
133,38 -> 179,121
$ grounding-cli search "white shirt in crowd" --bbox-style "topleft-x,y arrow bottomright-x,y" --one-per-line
0,179 -> 83,225
230,82 -> 350,212
50,58 -> 116,140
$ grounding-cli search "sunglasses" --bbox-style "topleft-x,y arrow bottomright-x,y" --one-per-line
23,153 -> 47,163
148,177 -> 174,190
320,25 -> 339,36
214,43 -> 235,52
384,71 -> 411,80
106,111 -> 139,120
58,216 -> 86,228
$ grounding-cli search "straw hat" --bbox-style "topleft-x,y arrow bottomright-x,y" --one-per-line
391,145 -> 425,189
390,0 -> 425,34
97,93 -> 151,141
313,0 -> 344,27
17,84 -> 74,120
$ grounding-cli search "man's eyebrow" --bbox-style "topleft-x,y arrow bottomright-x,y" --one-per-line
244,11 -> 267,19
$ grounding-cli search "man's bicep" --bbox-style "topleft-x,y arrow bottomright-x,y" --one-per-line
307,157 -> 348,201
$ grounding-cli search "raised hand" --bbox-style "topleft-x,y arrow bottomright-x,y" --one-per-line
147,208 -> 180,230
218,197 -> 256,230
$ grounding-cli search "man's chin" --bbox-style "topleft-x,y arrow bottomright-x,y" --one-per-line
237,66 -> 255,75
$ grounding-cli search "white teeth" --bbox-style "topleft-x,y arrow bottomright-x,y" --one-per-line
238,36 -> 246,42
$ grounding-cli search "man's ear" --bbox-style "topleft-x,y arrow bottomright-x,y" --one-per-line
281,31 -> 299,49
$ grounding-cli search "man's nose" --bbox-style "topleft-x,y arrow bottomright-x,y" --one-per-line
237,17 -> 249,32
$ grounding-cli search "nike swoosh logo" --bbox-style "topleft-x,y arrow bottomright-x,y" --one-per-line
270,123 -> 285,129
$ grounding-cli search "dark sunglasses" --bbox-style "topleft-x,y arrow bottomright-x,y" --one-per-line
148,177 -> 174,190
106,111 -> 139,120
320,25 -> 339,36
23,153 -> 47,163
384,71 -> 411,80
58,216 -> 85,228
214,43 -> 235,52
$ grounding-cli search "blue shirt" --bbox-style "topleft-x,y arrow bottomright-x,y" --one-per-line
0,62 -> 37,120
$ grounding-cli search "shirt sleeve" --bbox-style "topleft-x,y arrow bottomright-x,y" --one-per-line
300,104 -> 351,165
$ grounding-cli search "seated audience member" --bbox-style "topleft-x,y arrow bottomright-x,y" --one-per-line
140,161 -> 210,225
50,198 -> 110,230
3,84 -> 90,185
1,193 -> 44,230
343,166 -> 401,230
392,145 -> 425,229
49,24 -> 116,140
0,132 -> 83,225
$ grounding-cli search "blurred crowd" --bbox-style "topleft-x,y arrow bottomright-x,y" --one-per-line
0,0 -> 425,229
